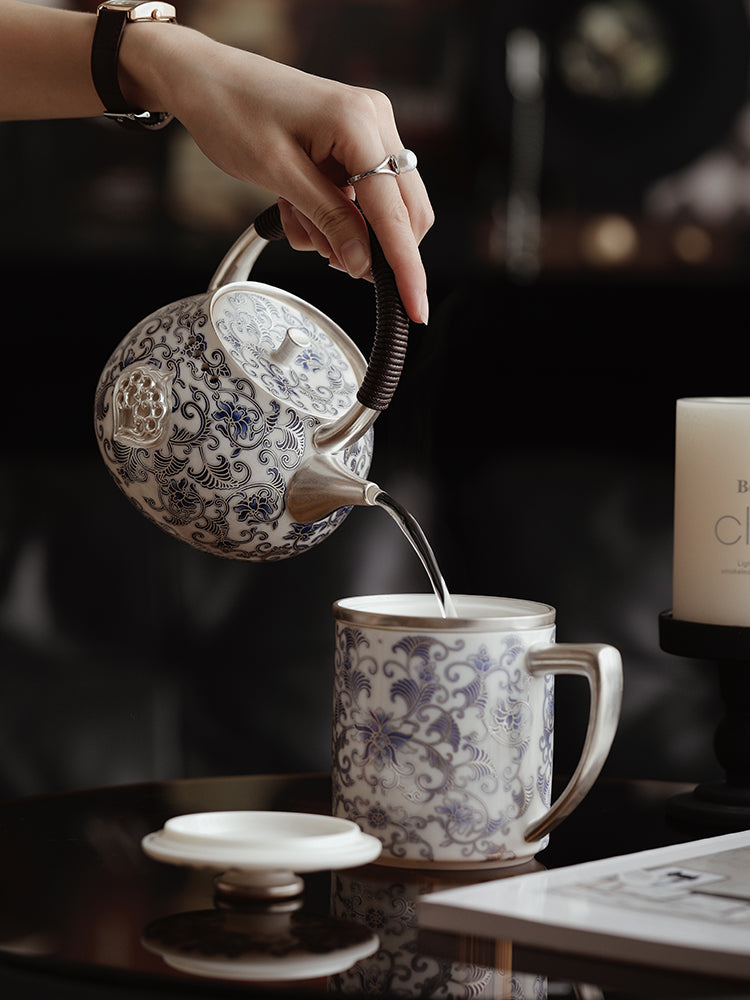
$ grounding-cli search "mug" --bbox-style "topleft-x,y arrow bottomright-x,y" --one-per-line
331,594 -> 622,868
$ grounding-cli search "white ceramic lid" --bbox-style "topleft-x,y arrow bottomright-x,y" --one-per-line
142,909 -> 379,981
141,810 -> 382,872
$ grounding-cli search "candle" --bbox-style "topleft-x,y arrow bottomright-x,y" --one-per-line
673,397 -> 750,626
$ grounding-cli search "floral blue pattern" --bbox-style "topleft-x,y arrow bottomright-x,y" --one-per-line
331,870 -> 549,998
94,288 -> 373,561
212,286 -> 358,418
332,625 -> 555,865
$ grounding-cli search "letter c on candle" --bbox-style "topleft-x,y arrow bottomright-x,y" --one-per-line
715,514 -> 742,545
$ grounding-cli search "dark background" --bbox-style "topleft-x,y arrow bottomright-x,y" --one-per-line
2,0 -> 749,799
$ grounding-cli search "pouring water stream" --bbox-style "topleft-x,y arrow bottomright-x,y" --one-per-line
373,492 -> 457,618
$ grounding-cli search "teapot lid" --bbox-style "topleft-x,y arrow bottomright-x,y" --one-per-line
210,281 -> 367,421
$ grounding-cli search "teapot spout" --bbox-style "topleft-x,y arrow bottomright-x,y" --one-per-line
286,453 -> 381,524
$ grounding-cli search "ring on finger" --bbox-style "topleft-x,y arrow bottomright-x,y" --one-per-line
347,148 -> 418,185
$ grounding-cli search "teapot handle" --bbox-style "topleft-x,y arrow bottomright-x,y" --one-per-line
217,202 -> 410,414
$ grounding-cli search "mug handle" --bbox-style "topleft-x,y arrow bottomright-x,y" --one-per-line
523,643 -> 623,844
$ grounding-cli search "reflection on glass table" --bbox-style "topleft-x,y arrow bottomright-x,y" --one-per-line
1,772 -> 749,999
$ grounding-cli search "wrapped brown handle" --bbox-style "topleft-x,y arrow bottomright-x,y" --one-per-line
254,203 -> 410,412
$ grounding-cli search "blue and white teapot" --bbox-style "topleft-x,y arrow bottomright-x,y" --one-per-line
94,204 -> 409,561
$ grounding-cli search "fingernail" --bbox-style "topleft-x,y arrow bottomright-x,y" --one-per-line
341,239 -> 371,278
419,293 -> 429,326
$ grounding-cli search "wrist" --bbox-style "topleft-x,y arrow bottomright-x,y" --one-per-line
91,2 -> 180,127
121,24 -> 240,129
115,18 -> 182,113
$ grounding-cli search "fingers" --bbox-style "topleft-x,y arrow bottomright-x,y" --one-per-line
278,198 -> 337,264
333,92 -> 433,323
261,84 -> 434,324
278,189 -> 372,279
277,154 -> 433,324
352,167 -> 433,326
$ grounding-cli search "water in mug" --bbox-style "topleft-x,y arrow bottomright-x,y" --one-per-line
373,491 -> 457,618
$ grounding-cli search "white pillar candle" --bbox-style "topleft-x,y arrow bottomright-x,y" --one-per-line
673,397 -> 750,626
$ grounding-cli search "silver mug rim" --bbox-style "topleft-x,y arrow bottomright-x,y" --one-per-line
332,594 -> 556,631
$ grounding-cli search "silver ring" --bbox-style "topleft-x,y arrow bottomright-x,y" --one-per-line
347,149 -> 417,185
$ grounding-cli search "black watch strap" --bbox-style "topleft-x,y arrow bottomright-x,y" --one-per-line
91,2 -> 177,130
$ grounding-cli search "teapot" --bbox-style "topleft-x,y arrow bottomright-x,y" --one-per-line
94,204 -> 409,561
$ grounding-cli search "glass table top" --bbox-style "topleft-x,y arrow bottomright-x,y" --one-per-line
0,772 -> 747,999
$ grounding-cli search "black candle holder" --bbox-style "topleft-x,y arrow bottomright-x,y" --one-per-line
659,611 -> 750,831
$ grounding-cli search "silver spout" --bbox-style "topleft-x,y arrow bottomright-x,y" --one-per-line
313,403 -> 379,454
286,452 -> 381,523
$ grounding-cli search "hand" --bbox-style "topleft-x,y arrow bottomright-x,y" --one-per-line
121,25 -> 434,325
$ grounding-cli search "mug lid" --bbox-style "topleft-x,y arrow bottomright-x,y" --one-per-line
333,594 -> 556,630
142,811 -> 382,871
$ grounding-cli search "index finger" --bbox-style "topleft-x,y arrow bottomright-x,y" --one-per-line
353,168 -> 432,326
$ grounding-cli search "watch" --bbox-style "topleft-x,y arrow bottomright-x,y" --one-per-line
91,1 -> 177,130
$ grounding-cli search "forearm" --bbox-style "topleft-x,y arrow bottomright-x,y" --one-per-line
0,1 -> 232,124
0,1 -> 432,321
0,1 -> 100,120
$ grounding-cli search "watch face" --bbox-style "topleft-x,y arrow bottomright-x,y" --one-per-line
98,1 -> 176,16
99,2 -> 146,10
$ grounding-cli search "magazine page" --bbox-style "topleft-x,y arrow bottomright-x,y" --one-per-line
418,830 -> 750,978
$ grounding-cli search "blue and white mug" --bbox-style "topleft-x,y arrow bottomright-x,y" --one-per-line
332,594 -> 622,869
